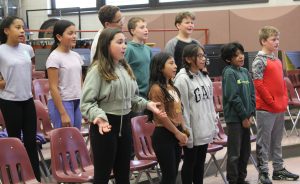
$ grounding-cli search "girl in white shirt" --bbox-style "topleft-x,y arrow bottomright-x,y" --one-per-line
0,16 -> 40,181
46,20 -> 83,129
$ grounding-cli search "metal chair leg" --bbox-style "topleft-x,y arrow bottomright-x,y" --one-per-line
211,154 -> 228,184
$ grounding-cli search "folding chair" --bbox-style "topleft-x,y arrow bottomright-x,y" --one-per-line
50,127 -> 94,183
131,115 -> 161,182
284,77 -> 300,136
204,144 -> 228,184
0,138 -> 42,184
32,79 -> 49,111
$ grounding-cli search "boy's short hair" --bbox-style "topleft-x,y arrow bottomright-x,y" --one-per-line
221,42 -> 245,65
127,17 -> 145,36
174,11 -> 195,27
98,5 -> 120,27
258,26 -> 280,46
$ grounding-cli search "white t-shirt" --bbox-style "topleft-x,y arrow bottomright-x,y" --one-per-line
46,50 -> 83,101
90,29 -> 102,63
0,43 -> 34,101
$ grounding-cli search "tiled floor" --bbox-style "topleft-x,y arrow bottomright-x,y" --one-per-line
204,157 -> 300,184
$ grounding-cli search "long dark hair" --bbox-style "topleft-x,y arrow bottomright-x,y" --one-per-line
182,44 -> 208,78
149,52 -> 180,102
50,20 -> 75,53
92,28 -> 135,81
0,16 -> 22,44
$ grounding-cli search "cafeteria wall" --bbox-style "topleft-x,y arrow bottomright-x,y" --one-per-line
22,0 -> 300,51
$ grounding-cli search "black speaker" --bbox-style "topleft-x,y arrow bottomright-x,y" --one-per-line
204,44 -> 251,77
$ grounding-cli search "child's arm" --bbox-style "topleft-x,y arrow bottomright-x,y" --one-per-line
164,38 -> 176,57
223,71 -> 248,121
0,72 -> 6,89
0,74 -> 5,90
80,67 -> 108,123
174,76 -> 193,146
48,68 -> 71,127
248,72 -> 256,116
252,58 -> 274,105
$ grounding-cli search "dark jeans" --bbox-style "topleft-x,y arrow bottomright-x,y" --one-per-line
90,113 -> 131,184
152,127 -> 182,184
0,98 -> 41,181
181,144 -> 208,184
226,122 -> 251,183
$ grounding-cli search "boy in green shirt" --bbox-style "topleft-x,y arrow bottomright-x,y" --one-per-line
125,17 -> 152,99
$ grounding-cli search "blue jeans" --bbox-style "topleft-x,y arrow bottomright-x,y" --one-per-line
48,99 -> 82,129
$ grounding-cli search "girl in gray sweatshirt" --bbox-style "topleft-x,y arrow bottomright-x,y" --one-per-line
174,44 -> 218,184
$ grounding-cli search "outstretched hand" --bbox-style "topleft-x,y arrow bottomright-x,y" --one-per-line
146,101 -> 167,118
93,117 -> 112,134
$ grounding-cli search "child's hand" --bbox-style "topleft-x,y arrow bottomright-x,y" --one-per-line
61,113 -> 71,127
93,117 -> 111,134
147,101 -> 165,116
242,118 -> 251,128
175,131 -> 188,146
249,116 -> 255,125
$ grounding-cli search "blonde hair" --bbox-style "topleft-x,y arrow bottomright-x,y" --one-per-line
258,26 -> 280,46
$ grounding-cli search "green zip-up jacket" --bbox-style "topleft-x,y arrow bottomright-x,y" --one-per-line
222,65 -> 256,123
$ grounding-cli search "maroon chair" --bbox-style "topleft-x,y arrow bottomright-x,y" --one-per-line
50,127 -> 94,183
212,81 -> 223,114
32,79 -> 49,111
284,77 -> 300,136
0,138 -> 42,184
34,100 -> 53,141
130,160 -> 158,184
32,70 -> 46,80
131,115 -> 156,161
131,115 -> 161,181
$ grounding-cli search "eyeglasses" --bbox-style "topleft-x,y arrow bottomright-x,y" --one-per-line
196,53 -> 210,65
197,53 -> 207,59
111,16 -> 125,24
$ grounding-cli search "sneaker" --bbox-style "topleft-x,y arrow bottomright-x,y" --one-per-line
272,168 -> 299,181
258,172 -> 272,184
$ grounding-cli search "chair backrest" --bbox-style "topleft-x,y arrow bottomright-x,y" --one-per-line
34,100 -> 53,138
32,70 -> 46,80
216,117 -> 226,139
50,127 -> 93,180
32,78 -> 49,108
212,81 -> 223,113
131,115 -> 156,160
284,77 -> 299,104
0,138 -> 40,184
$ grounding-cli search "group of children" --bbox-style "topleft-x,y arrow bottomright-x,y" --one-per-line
0,4 -> 299,184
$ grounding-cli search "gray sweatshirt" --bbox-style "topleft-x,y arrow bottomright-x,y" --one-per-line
174,68 -> 218,148
80,64 -> 148,123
